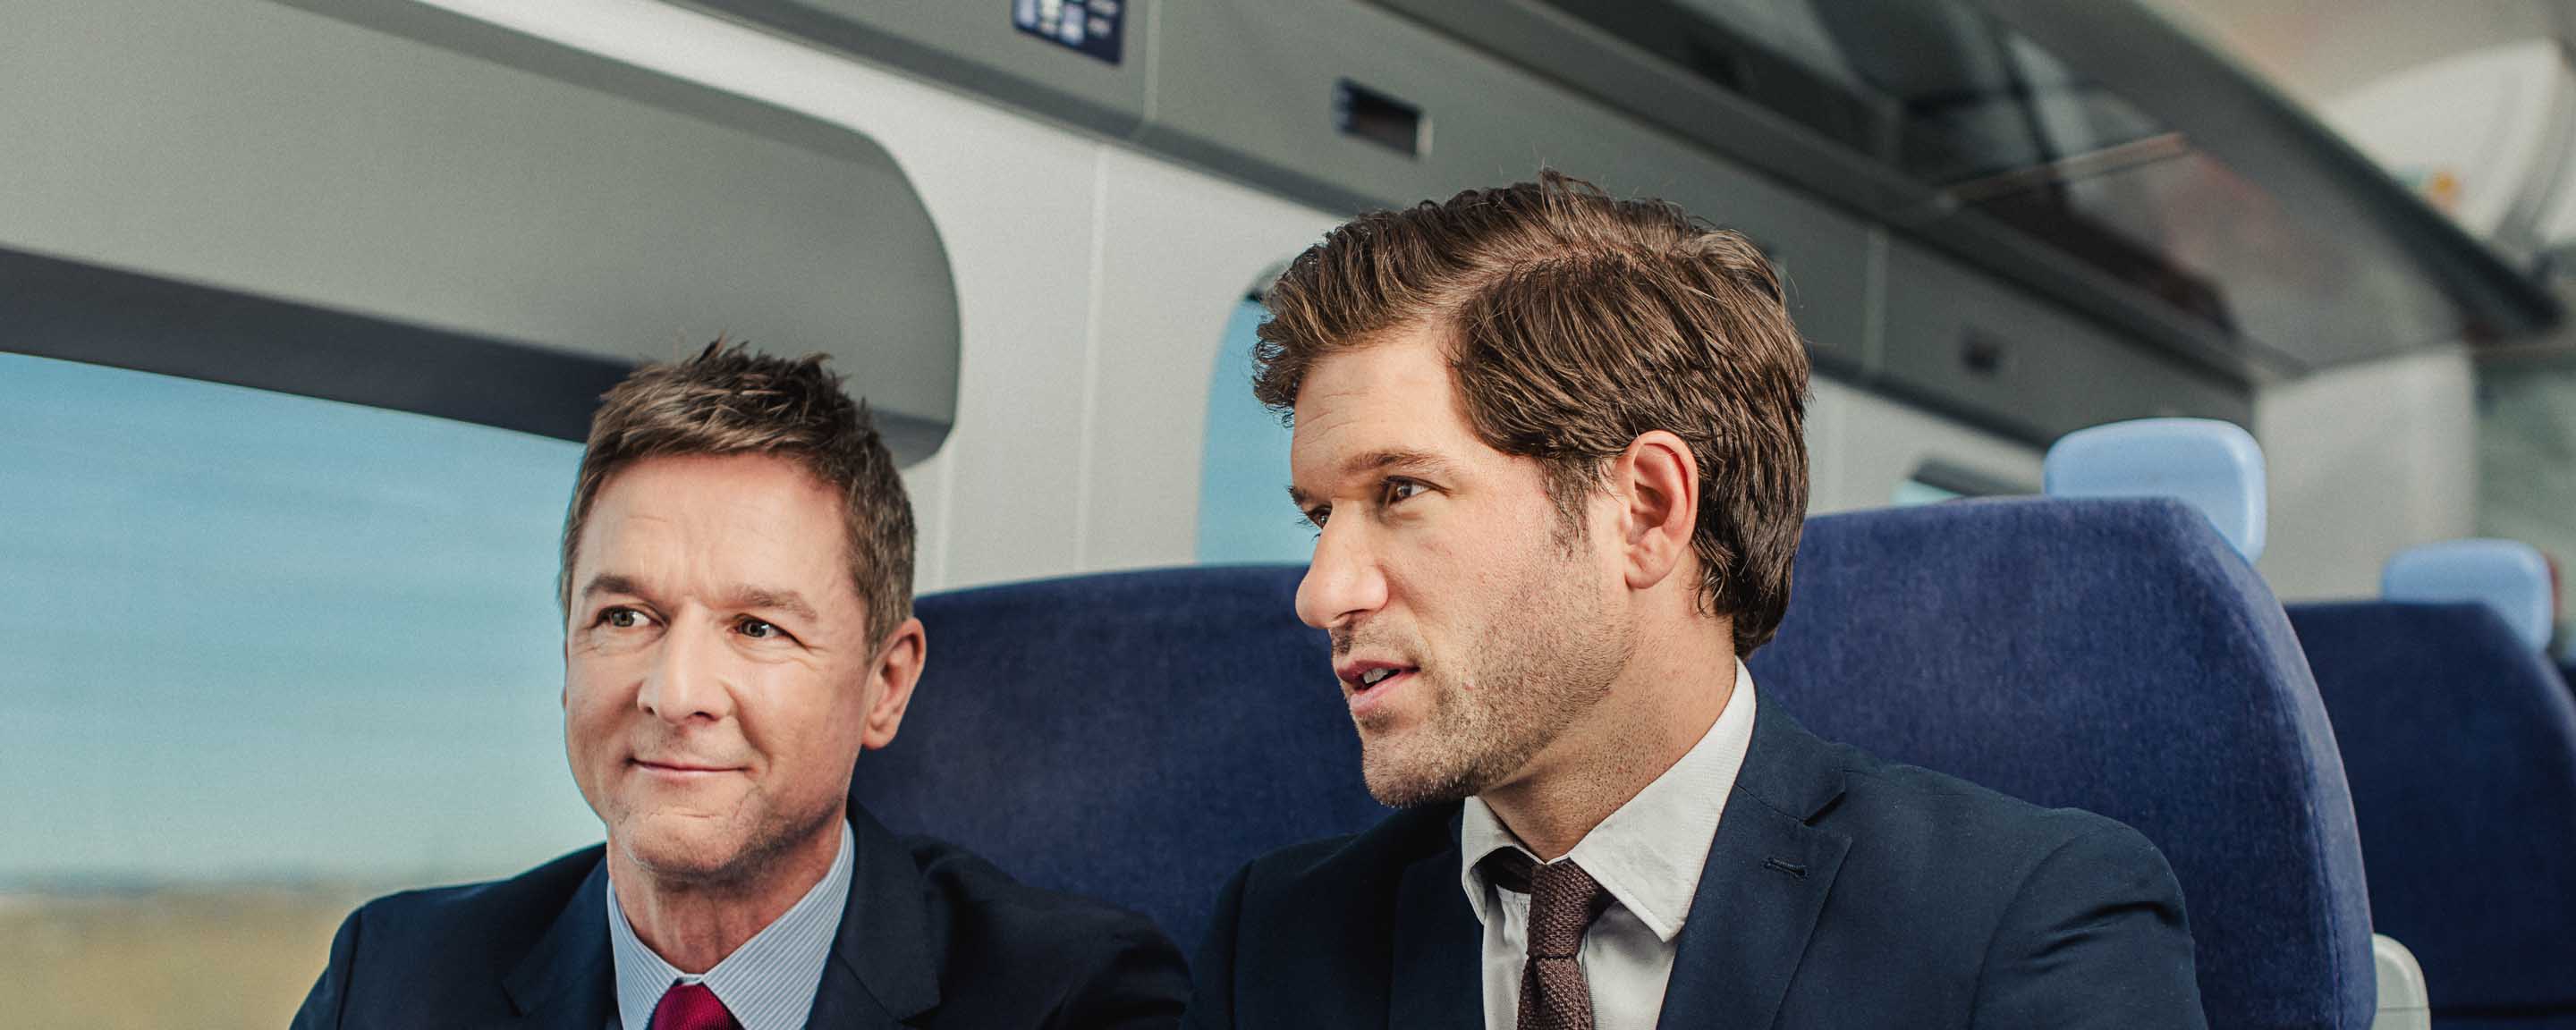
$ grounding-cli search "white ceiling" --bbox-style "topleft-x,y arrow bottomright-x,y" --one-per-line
2144,0 -> 2564,109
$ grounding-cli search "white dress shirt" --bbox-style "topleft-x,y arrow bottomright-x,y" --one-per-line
606,818 -> 854,1030
1459,661 -> 1758,1030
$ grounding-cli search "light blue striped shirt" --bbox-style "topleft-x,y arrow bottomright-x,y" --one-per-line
606,820 -> 855,1030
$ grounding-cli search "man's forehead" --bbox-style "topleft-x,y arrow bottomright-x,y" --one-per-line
1298,328 -> 1445,418
591,454 -> 842,526
1304,327 -> 1452,390
576,455 -> 859,593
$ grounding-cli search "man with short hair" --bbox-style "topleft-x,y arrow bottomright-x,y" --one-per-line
295,343 -> 1190,1030
1183,173 -> 2205,1029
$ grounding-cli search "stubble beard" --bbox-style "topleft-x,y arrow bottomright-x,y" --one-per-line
1355,549 -> 1632,808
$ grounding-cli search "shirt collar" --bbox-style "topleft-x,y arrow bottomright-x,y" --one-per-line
1460,659 -> 1759,942
607,818 -> 855,1030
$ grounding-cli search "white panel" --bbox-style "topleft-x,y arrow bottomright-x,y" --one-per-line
2143,0 -> 2555,114
2318,39 -> 2572,251
414,0 -> 1123,592
898,449 -> 953,594
910,138 -> 1101,591
1803,374 -> 1852,513
2256,349 -> 2479,600
1812,377 -> 2044,513
1077,148 -> 1338,571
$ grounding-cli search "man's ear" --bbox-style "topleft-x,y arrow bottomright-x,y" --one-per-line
1615,430 -> 1699,592
860,617 -> 927,750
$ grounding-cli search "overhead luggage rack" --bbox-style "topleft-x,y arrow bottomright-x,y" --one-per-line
0,0 -> 963,462
1374,0 -> 2562,380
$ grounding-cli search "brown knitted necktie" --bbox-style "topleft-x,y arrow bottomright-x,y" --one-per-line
1480,848 -> 1615,1030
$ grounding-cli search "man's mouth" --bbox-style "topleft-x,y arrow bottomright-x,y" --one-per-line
632,758 -> 740,775
1339,661 -> 1419,706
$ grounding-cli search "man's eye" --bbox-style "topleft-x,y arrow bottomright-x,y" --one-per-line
1384,478 -> 1425,504
599,607 -> 648,629
737,618 -> 783,640
1304,506 -> 1331,529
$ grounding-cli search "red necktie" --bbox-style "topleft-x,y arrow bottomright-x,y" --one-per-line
648,983 -> 741,1030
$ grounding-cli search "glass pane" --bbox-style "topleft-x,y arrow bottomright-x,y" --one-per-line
1968,149 -> 2461,365
0,353 -> 597,1028
2478,360 -> 2576,659
1196,300 -> 1312,565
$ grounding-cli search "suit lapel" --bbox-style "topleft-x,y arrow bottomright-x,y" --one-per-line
1387,808 -> 1483,1030
806,806 -> 942,1029
502,851 -> 618,1030
1655,705 -> 1852,1030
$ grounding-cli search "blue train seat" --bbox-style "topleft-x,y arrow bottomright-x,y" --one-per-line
868,418 -> 2372,1025
1750,496 -> 2375,1028
852,565 -> 1377,950
2287,542 -> 2576,1028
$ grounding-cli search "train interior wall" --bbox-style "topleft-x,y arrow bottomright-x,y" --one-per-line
419,0 -> 2081,595
420,0 -> 2504,610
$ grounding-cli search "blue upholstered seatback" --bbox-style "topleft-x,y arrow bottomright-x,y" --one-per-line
2286,601 -> 2576,1021
851,565 -> 1381,949
1748,496 -> 2376,1029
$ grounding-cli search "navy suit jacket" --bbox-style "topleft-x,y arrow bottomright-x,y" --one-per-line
1183,703 -> 2207,1030
292,806 -> 1189,1029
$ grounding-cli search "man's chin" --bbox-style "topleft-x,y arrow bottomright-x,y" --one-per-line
615,817 -> 756,882
1360,743 -> 1485,809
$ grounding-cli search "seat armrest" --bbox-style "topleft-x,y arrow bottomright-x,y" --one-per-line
2370,934 -> 2428,1030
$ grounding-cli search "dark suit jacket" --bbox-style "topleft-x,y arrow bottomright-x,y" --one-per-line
292,806 -> 1189,1029
1184,703 -> 2207,1030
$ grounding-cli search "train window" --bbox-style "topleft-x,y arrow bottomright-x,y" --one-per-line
2477,360 -> 2576,654
0,352 -> 597,1028
1894,459 -> 2031,506
1892,479 -> 1966,506
1196,298 -> 1311,564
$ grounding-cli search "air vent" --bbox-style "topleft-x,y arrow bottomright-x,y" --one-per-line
1335,79 -> 1424,157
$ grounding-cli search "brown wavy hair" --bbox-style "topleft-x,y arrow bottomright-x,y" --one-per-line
559,341 -> 914,645
1254,171 -> 1810,654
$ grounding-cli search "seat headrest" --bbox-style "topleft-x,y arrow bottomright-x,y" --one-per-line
2381,539 -> 2555,652
2044,418 -> 2267,562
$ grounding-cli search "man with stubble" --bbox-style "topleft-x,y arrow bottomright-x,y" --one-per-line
1183,173 -> 2206,1029
296,343 -> 1189,1030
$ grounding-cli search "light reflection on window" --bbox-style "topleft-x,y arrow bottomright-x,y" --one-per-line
1195,299 -> 1311,565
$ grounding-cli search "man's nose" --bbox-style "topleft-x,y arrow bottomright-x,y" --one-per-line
1296,520 -> 1388,630
638,619 -> 732,724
